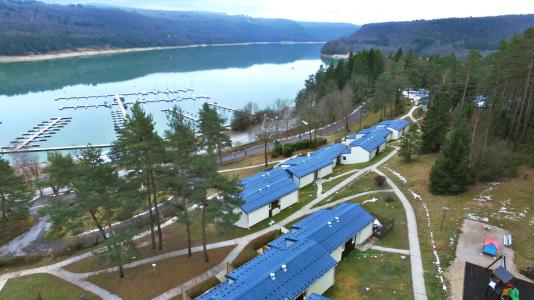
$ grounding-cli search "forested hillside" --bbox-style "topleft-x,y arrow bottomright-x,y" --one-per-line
0,0 -> 358,56
299,29 -> 534,185
322,15 -> 534,57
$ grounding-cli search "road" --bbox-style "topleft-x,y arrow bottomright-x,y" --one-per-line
220,106 -> 364,163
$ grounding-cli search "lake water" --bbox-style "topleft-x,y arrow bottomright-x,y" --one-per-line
0,43 -> 325,159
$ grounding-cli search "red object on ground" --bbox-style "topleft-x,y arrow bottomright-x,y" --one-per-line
484,238 -> 499,248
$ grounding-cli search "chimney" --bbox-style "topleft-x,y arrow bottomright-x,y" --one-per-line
281,264 -> 287,272
327,221 -> 332,228
270,272 -> 276,280
335,216 -> 340,223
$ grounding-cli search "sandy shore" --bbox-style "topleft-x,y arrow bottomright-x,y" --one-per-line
0,41 -> 325,63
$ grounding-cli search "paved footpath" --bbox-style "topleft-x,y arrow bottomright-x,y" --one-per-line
374,169 -> 428,300
0,108 -> 428,300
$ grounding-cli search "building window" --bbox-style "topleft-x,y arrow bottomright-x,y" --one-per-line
343,156 -> 347,160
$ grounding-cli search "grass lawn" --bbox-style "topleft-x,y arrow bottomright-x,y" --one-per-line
221,165 -> 271,179
321,173 -> 353,193
0,217 -> 34,246
0,273 -> 99,300
324,250 -> 412,300
87,246 -> 234,300
381,154 -> 534,300
65,211 -> 248,273
347,193 -> 409,250
321,173 -> 380,205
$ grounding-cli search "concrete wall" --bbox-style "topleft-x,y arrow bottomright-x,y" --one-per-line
355,222 -> 374,244
317,164 -> 333,178
304,268 -> 336,298
235,205 -> 271,228
331,245 -> 343,262
295,173 -> 315,188
280,190 -> 299,210
340,147 -> 371,164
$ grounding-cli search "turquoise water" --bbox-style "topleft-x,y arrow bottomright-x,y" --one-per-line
0,43 -> 324,155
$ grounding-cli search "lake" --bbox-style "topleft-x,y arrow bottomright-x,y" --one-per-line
0,43 -> 325,159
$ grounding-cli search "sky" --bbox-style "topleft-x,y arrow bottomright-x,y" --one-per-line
42,0 -> 534,24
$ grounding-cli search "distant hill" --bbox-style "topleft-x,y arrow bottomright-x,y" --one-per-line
322,15 -> 534,57
0,0 -> 358,56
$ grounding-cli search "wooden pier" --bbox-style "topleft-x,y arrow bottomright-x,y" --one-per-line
0,144 -> 112,155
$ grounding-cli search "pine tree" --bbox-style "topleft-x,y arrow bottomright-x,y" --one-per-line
430,118 -> 473,195
45,148 -> 138,277
189,156 -> 242,263
198,103 -> 232,165
421,87 -> 451,153
47,152 -> 75,195
0,158 -> 32,227
399,124 -> 422,162
112,103 -> 165,250
163,107 -> 199,257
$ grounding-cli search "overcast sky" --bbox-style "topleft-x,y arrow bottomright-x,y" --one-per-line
42,0 -> 534,24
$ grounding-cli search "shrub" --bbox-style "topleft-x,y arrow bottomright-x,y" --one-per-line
374,175 -> 386,186
283,145 -> 294,157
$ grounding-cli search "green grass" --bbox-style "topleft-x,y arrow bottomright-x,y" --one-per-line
381,155 -> 534,300
65,211 -> 248,273
320,173 -> 379,205
347,193 -> 409,250
0,217 -> 34,246
87,246 -> 234,300
0,273 -> 100,300
321,173 -> 353,193
324,250 -> 413,300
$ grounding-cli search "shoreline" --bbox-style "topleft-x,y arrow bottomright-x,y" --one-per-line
0,41 -> 326,63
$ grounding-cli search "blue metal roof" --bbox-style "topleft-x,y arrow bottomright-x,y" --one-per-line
198,239 -> 336,300
311,143 -> 351,161
378,119 -> 410,131
283,155 -> 333,178
349,133 -> 386,152
307,294 -> 332,300
240,168 -> 298,213
269,203 -> 375,252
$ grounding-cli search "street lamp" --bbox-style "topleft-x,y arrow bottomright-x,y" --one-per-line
440,206 -> 449,231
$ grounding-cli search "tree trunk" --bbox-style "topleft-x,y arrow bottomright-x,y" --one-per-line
344,116 -> 350,132
217,139 -> 223,166
145,173 -> 156,250
461,70 -> 470,108
264,140 -> 268,167
150,171 -> 163,251
201,201 -> 209,263
184,203 -> 192,257
1,193 -> 6,225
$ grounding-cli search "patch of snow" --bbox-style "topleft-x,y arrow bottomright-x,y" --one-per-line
362,197 -> 379,205
466,213 -> 489,223
385,167 -> 407,184
419,195 -> 449,295
409,189 -> 422,201
491,199 -> 529,221
473,182 -> 500,202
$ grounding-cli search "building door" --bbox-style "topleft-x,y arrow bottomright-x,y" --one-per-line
295,292 -> 305,300
342,239 -> 355,259
269,199 -> 280,217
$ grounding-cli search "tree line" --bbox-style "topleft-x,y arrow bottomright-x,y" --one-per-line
0,102 -> 242,278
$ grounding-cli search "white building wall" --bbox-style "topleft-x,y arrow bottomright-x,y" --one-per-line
317,165 -> 333,178
340,147 -> 371,164
331,245 -> 343,262
387,128 -> 401,140
355,222 -> 374,244
235,205 -> 271,228
280,190 -> 299,210
304,268 -> 336,298
378,143 -> 386,152
234,208 -> 249,228
295,173 -> 315,188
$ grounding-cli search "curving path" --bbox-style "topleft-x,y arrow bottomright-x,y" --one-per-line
0,108 -> 428,300
373,169 -> 427,300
